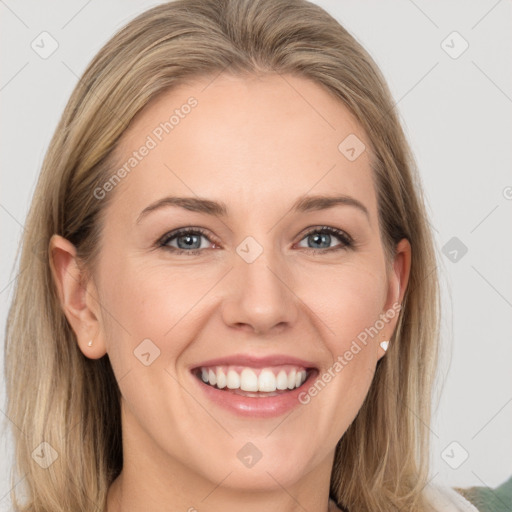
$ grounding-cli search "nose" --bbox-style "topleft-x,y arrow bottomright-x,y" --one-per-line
220,245 -> 299,335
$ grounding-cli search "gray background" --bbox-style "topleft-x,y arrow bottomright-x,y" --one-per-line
1,0 -> 511,506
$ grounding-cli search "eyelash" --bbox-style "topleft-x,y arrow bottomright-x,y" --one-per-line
157,226 -> 354,256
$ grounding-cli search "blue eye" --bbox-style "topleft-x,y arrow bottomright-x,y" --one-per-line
158,228 -> 214,255
157,226 -> 353,256
296,226 -> 353,252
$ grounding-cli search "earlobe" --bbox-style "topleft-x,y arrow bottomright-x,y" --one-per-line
49,234 -> 107,359
377,339 -> 389,360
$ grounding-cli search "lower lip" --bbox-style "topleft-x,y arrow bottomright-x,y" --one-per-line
191,370 -> 318,418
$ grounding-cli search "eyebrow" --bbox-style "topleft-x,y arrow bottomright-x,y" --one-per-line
136,193 -> 370,224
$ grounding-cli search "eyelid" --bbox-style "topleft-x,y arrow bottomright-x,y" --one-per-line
298,225 -> 352,241
157,227 -> 219,250
158,226 -> 210,243
295,225 -> 353,250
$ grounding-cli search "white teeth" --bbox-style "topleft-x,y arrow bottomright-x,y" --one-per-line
276,370 -> 289,390
199,366 -> 308,392
287,369 -> 296,390
226,369 -> 240,389
240,368 -> 259,392
216,368 -> 227,389
258,369 -> 276,392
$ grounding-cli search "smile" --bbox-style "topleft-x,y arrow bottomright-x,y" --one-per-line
195,365 -> 310,395
190,355 -> 319,417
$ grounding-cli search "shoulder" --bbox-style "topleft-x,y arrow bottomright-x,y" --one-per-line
455,475 -> 512,512
422,482 -> 480,512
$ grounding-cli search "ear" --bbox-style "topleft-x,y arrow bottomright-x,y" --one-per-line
49,234 -> 107,359
377,238 -> 411,359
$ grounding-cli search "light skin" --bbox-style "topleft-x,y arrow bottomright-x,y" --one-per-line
50,73 -> 411,512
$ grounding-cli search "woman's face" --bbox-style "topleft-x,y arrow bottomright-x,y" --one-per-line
67,73 -> 409,496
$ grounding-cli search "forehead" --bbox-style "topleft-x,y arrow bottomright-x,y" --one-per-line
108,72 -> 377,220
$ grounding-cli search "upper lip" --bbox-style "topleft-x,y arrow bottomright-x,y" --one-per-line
190,354 -> 318,370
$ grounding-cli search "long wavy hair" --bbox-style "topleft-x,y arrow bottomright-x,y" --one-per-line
4,0 -> 440,510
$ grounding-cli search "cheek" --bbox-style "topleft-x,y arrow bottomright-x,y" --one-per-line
293,259 -> 386,425
295,258 -> 387,347
97,255 -> 217,363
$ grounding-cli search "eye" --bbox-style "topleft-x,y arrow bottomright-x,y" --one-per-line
295,226 -> 353,252
157,225 -> 353,256
158,227 -> 217,255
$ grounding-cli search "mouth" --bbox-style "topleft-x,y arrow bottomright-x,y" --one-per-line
192,364 -> 317,398
188,354 -> 320,417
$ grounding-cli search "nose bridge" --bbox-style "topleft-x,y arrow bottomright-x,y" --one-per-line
221,234 -> 298,333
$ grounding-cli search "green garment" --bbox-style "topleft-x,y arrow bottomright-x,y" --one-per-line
457,475 -> 512,512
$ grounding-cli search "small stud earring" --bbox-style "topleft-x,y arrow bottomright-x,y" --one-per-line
87,340 -> 93,347
380,340 -> 389,352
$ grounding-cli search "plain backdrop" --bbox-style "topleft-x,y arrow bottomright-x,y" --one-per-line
1,0 -> 511,507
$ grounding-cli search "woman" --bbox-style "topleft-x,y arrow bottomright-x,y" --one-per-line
4,0 -> 480,510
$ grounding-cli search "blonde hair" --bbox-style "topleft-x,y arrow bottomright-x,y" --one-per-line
4,0 -> 440,510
